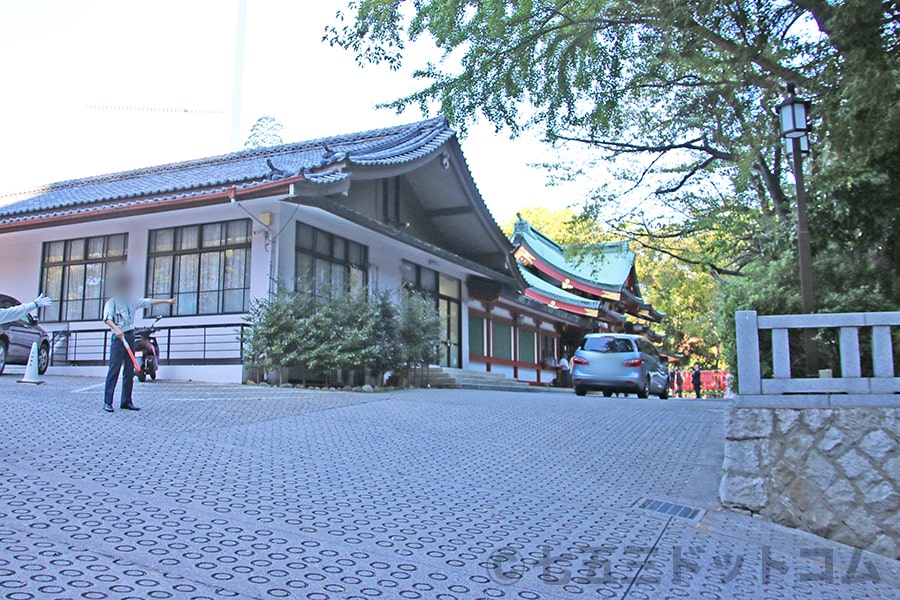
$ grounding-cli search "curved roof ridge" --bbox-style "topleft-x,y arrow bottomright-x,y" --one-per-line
0,116 -> 448,200
0,117 -> 454,219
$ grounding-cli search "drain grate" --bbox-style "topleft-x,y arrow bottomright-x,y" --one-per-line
635,497 -> 705,522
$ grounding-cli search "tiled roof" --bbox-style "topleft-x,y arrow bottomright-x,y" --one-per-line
511,218 -> 635,289
0,117 -> 453,222
519,265 -> 600,310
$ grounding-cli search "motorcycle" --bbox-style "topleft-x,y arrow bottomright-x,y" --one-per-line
133,315 -> 163,382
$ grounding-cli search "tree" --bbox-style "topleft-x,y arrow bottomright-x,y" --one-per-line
397,289 -> 443,377
328,0 -> 899,297
499,205 -> 604,245
637,236 -> 723,363
369,288 -> 403,382
242,284 -> 311,383
244,115 -> 284,149
502,204 -> 723,363
718,239 -> 899,381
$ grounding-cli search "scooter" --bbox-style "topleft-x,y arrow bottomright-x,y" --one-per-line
133,315 -> 162,382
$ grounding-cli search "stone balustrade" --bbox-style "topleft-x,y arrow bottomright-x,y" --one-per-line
723,311 -> 899,559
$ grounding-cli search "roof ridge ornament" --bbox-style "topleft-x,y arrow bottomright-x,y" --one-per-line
266,159 -> 289,181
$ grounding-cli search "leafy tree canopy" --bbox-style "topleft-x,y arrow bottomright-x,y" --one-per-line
245,115 -> 284,149
501,204 -> 723,364
499,205 -> 604,245
328,0 -> 899,290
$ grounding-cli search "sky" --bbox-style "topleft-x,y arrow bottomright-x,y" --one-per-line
0,0 -> 599,223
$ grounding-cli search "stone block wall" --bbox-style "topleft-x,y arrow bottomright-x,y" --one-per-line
720,401 -> 899,559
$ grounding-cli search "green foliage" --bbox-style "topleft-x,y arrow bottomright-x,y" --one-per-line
636,238 -> 723,364
244,115 -> 284,149
329,0 -> 899,325
499,205 -> 605,245
242,280 -> 445,385
369,288 -> 403,377
396,289 -> 443,370
301,289 -> 378,377
718,242 -> 900,378
242,284 -> 312,383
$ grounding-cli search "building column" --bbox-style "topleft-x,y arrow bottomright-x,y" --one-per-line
512,313 -> 519,379
485,303 -> 492,372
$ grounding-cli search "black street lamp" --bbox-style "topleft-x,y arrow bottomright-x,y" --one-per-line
777,84 -> 818,376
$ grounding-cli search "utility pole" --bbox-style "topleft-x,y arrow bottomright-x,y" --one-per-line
231,0 -> 248,150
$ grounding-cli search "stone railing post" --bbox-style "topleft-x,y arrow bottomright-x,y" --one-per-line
735,311 -> 761,395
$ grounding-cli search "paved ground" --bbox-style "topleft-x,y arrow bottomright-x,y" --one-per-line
0,372 -> 897,600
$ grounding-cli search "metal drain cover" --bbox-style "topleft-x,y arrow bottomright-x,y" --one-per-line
635,497 -> 705,522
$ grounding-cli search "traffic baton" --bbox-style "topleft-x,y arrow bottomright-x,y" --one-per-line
123,341 -> 142,373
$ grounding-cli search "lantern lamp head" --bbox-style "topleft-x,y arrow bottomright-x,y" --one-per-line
777,83 -> 810,139
784,134 -> 811,158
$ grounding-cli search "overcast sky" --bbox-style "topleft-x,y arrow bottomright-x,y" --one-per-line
0,0 -> 600,223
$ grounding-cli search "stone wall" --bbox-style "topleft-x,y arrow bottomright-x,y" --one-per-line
720,399 -> 899,559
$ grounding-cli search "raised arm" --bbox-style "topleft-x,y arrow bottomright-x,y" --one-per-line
0,294 -> 52,326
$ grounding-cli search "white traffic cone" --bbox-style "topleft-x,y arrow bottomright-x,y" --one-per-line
17,342 -> 44,385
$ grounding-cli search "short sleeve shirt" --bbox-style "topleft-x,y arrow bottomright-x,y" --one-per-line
103,297 -> 152,332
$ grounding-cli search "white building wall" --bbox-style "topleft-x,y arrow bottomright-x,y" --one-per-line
0,198 -> 285,331
0,198 -> 494,382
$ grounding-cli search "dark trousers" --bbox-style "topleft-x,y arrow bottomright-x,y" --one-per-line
104,331 -> 135,408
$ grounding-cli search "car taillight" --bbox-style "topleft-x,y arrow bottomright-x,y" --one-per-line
623,358 -> 643,367
572,356 -> 589,366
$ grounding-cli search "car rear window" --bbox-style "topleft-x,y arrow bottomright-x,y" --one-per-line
582,336 -> 635,353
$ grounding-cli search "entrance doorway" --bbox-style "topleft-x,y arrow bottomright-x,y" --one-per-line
439,296 -> 461,368
401,261 -> 462,368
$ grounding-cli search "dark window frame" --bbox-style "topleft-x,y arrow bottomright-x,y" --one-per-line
294,222 -> 368,298
402,260 -> 462,367
39,233 -> 129,322
381,177 -> 401,225
146,219 -> 252,317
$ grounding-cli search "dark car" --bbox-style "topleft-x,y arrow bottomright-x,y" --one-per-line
0,294 -> 51,376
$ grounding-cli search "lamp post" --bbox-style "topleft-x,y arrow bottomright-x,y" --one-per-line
777,84 -> 818,376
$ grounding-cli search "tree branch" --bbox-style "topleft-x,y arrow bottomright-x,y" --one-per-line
679,18 -> 814,88
655,157 -> 716,195
751,155 -> 790,218
631,237 -> 748,277
553,134 -> 736,161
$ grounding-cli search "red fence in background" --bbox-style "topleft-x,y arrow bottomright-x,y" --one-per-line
676,370 -> 729,393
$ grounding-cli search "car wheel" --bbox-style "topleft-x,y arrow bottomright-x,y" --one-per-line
602,390 -> 613,398
575,386 -> 587,397
637,377 -> 650,399
37,343 -> 50,375
0,341 -> 6,376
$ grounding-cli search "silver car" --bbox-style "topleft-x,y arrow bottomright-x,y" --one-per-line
572,333 -> 669,398
0,294 -> 51,376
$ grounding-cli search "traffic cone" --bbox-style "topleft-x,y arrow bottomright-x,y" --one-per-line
17,342 -> 44,385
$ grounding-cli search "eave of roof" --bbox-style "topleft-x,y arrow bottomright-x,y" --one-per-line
290,194 -> 519,288
513,242 -> 624,301
510,219 -> 636,290
0,176 -> 304,234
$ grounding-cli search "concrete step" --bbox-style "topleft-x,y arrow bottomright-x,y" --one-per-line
419,366 -> 537,391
